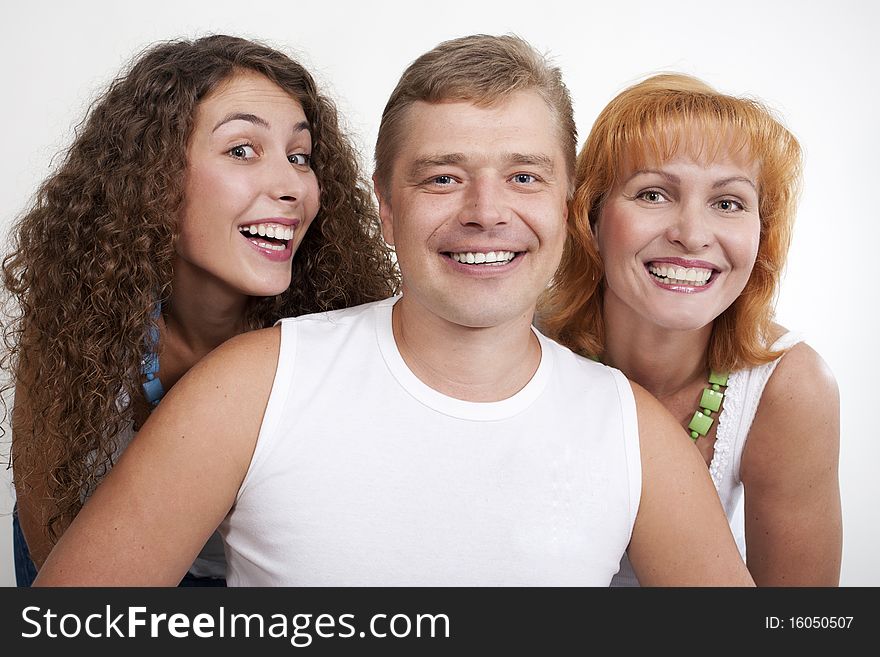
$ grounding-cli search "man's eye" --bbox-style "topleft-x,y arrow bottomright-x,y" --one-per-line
432,175 -> 455,185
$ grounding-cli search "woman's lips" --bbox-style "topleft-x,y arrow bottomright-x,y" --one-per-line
238,220 -> 298,262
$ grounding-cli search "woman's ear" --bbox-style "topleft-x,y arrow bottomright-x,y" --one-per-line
590,211 -> 601,244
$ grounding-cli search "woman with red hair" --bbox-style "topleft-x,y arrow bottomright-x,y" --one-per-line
541,74 -> 841,585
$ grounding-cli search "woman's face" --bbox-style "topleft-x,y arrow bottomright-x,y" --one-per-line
595,148 -> 761,332
175,71 -> 320,299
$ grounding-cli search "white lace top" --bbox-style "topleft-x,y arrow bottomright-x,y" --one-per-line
611,331 -> 803,587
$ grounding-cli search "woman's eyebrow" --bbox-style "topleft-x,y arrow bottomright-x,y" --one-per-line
212,113 -> 311,135
624,169 -> 680,184
712,176 -> 757,192
213,112 -> 270,132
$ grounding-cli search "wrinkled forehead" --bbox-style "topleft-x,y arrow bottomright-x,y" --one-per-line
392,92 -> 575,191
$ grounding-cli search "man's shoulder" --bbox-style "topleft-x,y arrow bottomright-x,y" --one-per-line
536,329 -> 622,381
278,297 -> 396,330
534,331 -> 637,417
271,297 -> 397,366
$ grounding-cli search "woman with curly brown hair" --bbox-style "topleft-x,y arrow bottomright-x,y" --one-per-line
3,34 -> 398,586
540,74 -> 841,585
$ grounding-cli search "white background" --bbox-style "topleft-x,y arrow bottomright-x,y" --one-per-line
1,0 -> 877,586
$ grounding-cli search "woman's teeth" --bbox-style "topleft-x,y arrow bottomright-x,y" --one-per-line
239,223 -> 295,241
450,251 -> 516,265
648,264 -> 713,286
251,240 -> 287,252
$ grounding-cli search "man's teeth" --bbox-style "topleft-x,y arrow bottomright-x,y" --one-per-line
648,264 -> 713,285
239,223 -> 295,241
450,251 -> 516,265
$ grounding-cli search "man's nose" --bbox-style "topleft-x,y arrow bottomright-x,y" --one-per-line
458,176 -> 509,229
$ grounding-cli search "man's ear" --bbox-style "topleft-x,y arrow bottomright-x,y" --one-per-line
373,174 -> 394,246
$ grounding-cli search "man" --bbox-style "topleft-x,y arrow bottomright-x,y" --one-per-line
37,35 -> 752,586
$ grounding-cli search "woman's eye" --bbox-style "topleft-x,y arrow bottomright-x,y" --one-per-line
289,153 -> 311,167
228,144 -> 257,159
714,198 -> 744,212
638,190 -> 667,203
512,173 -> 537,184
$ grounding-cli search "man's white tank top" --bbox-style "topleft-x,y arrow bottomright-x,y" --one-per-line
220,297 -> 641,586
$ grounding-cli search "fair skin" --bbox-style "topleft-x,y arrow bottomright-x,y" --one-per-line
153,70 -> 319,389
377,93 -> 569,401
16,71 -> 320,567
596,147 -> 841,585
35,91 -> 752,586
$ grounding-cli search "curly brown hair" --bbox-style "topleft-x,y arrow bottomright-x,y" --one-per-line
2,35 -> 398,541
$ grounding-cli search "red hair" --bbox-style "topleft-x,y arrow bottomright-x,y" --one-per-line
540,73 -> 802,372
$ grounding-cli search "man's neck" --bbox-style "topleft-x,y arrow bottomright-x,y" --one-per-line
391,295 -> 541,402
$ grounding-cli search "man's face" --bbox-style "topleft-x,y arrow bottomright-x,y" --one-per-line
377,90 -> 569,330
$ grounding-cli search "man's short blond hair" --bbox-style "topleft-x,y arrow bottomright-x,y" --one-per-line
374,34 -> 576,196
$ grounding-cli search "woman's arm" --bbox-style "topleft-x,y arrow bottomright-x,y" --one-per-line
627,383 -> 754,586
35,327 -> 281,586
740,342 -> 842,585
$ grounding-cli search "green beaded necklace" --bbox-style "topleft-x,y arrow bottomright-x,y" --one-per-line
687,370 -> 729,441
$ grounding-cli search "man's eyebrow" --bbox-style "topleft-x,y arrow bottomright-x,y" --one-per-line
507,152 -> 555,173
408,153 -> 466,177
212,113 -> 311,134
407,152 -> 557,178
